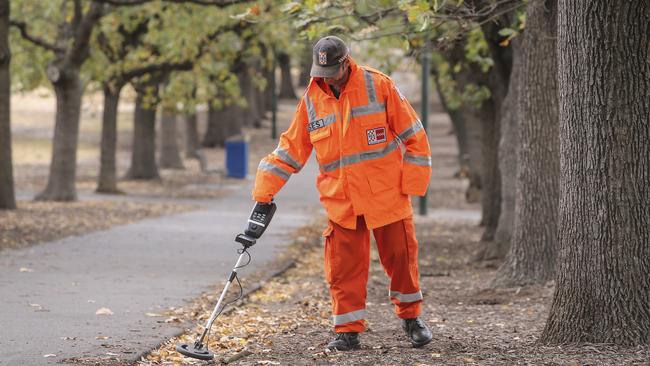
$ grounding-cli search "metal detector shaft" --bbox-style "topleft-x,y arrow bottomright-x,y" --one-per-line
195,251 -> 247,345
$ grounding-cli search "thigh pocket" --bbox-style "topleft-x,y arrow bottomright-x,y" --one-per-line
323,223 -> 337,284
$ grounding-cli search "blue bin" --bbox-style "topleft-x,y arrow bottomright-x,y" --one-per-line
225,135 -> 249,179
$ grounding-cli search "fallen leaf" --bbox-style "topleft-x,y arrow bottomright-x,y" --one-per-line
43,354 -> 56,358
96,336 -> 110,340
145,312 -> 163,317
95,307 -> 113,315
164,316 -> 181,323
19,267 -> 33,273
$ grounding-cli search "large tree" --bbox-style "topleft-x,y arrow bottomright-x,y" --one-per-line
0,0 -> 15,210
540,0 -> 650,344
492,0 -> 558,286
11,1 -> 105,201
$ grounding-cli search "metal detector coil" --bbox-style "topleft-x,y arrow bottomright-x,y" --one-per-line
176,201 -> 277,360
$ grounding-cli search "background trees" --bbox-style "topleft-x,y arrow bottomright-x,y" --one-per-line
0,0 -> 15,209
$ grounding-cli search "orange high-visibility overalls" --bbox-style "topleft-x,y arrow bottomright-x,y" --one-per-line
253,58 -> 432,332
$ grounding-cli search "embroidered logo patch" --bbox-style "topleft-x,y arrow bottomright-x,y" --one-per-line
318,51 -> 327,65
308,118 -> 326,132
366,127 -> 387,145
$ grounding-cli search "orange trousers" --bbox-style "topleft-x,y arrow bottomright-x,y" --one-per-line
323,216 -> 422,333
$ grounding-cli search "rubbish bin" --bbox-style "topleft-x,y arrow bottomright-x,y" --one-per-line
225,134 -> 249,179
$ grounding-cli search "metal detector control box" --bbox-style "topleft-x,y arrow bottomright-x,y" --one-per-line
245,201 -> 276,239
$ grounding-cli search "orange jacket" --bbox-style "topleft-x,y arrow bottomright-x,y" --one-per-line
252,58 -> 432,229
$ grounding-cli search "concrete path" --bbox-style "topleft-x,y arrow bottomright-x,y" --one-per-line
0,156 -> 322,366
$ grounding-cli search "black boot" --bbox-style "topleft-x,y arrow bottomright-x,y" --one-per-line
401,317 -> 433,348
326,332 -> 361,351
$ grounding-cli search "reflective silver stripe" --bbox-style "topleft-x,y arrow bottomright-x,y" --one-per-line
404,154 -> 432,167
320,138 -> 401,172
389,290 -> 423,303
364,70 -> 377,103
332,309 -> 366,326
305,94 -> 317,122
258,160 -> 290,180
350,70 -> 386,118
351,103 -> 385,118
273,147 -> 302,172
320,113 -> 336,127
398,120 -> 424,141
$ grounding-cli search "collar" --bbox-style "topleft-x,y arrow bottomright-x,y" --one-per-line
313,57 -> 363,97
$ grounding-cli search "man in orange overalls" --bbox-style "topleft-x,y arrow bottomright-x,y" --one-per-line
252,35 -> 433,350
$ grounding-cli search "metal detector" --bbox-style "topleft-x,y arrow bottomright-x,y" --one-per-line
176,201 -> 277,361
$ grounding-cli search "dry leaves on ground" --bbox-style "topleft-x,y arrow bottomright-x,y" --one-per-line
0,200 -> 195,251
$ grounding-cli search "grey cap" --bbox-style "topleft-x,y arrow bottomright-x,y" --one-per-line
310,36 -> 349,78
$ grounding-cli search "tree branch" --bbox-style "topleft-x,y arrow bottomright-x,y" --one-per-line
97,0 -> 251,6
8,20 -> 65,53
121,59 -> 194,81
69,1 -> 105,65
72,0 -> 83,28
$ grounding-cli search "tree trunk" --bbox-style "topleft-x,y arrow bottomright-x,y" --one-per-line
159,107 -> 184,169
433,75 -> 469,173
277,52 -> 296,99
540,0 -> 650,345
202,102 -> 242,148
298,42 -> 312,87
125,81 -> 160,180
0,0 -> 15,209
493,0 -> 559,286
263,60 -> 275,113
478,98 -> 501,242
491,39 -> 523,261
36,71 -> 83,201
96,83 -> 123,194
184,112 -> 200,159
433,44 -> 484,204
238,65 -> 262,128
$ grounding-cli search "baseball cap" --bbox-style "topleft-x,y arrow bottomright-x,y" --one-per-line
310,36 -> 350,78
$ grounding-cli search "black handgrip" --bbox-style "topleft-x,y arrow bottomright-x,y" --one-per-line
245,202 -> 277,239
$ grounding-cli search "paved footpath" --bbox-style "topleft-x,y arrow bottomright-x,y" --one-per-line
0,155 -> 322,366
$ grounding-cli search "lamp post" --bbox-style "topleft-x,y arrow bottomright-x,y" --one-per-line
419,40 -> 430,216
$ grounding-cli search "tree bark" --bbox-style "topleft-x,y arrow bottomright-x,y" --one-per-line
298,42 -> 312,87
125,80 -> 160,180
159,107 -> 184,169
263,60 -> 275,113
36,71 -> 84,201
478,96 -> 501,242
0,0 -> 15,209
96,82 -> 124,194
202,102 -> 242,147
184,112 -> 200,159
493,0 -> 559,286
474,2 -> 514,246
277,51 -> 296,99
491,39 -> 523,261
540,0 -> 650,345
238,65 -> 262,128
